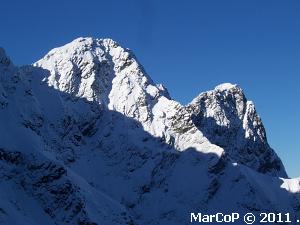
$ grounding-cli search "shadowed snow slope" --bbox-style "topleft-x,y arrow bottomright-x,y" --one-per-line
0,38 -> 299,225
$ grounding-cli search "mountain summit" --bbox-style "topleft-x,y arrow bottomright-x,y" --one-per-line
0,38 -> 299,225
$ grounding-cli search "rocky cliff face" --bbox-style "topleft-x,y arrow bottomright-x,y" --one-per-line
0,38 -> 298,225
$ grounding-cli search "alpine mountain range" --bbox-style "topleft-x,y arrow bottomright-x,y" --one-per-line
0,37 -> 299,225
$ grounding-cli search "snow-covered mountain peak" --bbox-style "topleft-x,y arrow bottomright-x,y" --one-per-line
0,40 -> 299,225
42,37 -> 123,62
191,83 -> 244,103
34,37 -> 169,110
33,38 -> 287,177
188,83 -> 287,177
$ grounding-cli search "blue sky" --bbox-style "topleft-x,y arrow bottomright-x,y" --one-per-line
1,0 -> 299,177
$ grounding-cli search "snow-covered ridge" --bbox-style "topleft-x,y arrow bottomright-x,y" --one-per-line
0,38 -> 299,225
